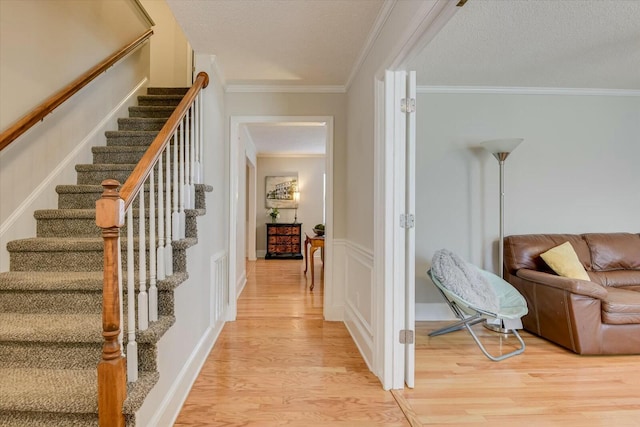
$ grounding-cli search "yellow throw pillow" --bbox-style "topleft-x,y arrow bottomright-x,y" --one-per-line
540,241 -> 590,281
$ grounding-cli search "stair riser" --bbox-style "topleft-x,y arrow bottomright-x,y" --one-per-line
147,87 -> 189,95
10,247 -> 187,273
37,212 -> 200,239
58,186 -> 207,210
128,107 -> 175,119
0,290 -> 175,317
0,341 -> 158,371
137,96 -> 182,107
118,118 -> 167,132
77,169 -> 133,185
106,134 -> 157,147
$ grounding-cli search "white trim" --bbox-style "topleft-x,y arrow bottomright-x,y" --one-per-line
257,153 -> 326,158
256,249 -> 267,259
236,270 -> 247,299
416,303 -> 457,321
344,0 -> 397,91
225,85 -> 345,94
148,322 -> 223,427
0,77 -> 148,237
228,115 -> 335,322
417,85 -> 640,97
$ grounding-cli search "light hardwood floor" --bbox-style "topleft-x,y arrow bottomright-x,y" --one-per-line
175,259 -> 640,426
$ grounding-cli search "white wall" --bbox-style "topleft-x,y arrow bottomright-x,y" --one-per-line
135,54 -> 229,426
256,156 -> 326,256
415,92 -> 640,319
140,0 -> 191,87
0,0 -> 150,271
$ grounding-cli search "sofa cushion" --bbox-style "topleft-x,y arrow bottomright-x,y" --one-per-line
540,242 -> 590,281
602,287 -> 640,324
504,234 -> 591,274
583,233 -> 640,271
589,270 -> 640,288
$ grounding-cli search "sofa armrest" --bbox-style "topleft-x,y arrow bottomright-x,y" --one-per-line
516,269 -> 608,300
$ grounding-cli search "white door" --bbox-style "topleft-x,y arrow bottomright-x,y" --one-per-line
385,70 -> 416,388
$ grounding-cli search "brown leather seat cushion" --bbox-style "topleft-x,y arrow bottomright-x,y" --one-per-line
589,270 -> 640,288
602,287 -> 640,324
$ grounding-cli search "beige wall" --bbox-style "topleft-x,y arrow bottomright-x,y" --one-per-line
0,0 -> 151,270
141,0 -> 191,87
0,0 -> 148,130
256,156 -> 326,254
225,92 -> 347,239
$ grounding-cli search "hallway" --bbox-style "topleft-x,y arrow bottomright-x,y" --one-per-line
174,259 -> 409,426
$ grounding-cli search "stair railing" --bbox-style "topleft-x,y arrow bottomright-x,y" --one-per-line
95,71 -> 209,427
0,29 -> 153,151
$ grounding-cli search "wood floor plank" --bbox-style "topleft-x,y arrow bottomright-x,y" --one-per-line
175,259 -> 640,426
174,259 -> 409,426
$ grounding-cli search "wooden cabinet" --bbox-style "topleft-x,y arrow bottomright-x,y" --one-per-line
265,223 -> 303,259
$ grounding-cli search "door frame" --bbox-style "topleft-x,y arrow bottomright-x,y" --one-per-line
372,0 -> 460,389
228,115 -> 334,321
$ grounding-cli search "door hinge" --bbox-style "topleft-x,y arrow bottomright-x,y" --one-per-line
399,329 -> 414,344
401,97 -> 416,113
399,214 -> 415,229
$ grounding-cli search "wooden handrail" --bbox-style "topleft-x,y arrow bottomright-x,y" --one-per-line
0,29 -> 153,151
119,71 -> 209,209
96,73 -> 209,426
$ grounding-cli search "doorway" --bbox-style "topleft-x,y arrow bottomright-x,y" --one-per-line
228,116 -> 334,321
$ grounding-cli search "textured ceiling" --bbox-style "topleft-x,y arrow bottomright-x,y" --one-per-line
166,0 -> 385,88
410,0 -> 640,90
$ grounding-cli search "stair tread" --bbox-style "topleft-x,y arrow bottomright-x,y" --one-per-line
92,146 -> 149,152
105,130 -> 159,137
0,367 -> 98,413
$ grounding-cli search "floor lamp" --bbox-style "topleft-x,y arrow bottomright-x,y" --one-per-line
481,138 -> 523,333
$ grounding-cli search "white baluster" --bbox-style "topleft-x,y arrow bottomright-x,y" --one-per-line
198,93 -> 204,183
118,235 -> 124,355
189,105 -> 196,207
194,93 -> 201,184
126,207 -> 138,382
184,110 -> 191,210
149,166 -> 157,322
172,127 -> 180,241
138,187 -> 148,331
157,150 -> 165,281
179,119 -> 186,239
165,138 -> 174,276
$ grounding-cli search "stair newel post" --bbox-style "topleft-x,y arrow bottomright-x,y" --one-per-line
95,179 -> 126,427
149,165 -> 158,322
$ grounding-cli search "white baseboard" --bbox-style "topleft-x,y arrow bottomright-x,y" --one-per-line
236,270 -> 247,298
147,320 -> 225,426
256,249 -> 266,258
416,302 -> 457,321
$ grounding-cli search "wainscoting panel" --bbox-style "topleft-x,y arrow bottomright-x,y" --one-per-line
341,240 -> 375,371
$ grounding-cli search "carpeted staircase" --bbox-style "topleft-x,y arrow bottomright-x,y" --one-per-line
0,88 -> 211,426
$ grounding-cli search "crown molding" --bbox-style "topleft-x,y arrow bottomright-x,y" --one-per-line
257,153 -> 326,158
417,85 -> 640,97
225,85 -> 345,94
344,0 -> 397,92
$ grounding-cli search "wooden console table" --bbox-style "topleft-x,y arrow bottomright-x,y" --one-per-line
265,223 -> 303,259
304,233 -> 324,290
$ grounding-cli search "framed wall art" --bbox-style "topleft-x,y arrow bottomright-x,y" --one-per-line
265,175 -> 298,208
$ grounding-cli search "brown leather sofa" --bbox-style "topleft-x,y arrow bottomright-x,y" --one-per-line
504,232 -> 640,355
